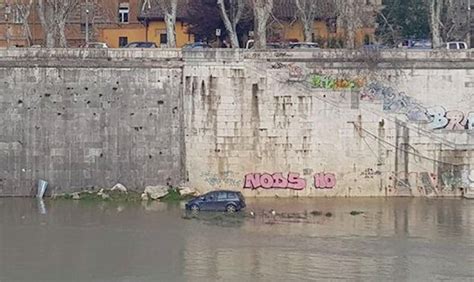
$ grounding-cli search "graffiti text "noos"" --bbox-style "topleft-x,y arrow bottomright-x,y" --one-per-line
244,172 -> 336,190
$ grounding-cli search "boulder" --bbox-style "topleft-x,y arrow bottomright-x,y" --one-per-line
144,185 -> 169,200
71,192 -> 80,200
111,183 -> 127,193
141,192 -> 149,201
178,186 -> 198,197
101,193 -> 110,200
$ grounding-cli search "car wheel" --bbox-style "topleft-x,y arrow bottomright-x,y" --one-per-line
190,204 -> 200,213
226,204 -> 237,214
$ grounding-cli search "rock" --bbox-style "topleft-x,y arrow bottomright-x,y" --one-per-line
144,185 -> 169,200
178,186 -> 198,197
111,183 -> 127,193
71,192 -> 80,200
141,192 -> 149,201
101,193 -> 110,200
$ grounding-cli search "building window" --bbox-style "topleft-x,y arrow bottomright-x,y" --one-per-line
160,33 -> 167,44
80,23 -> 93,33
118,3 -> 129,23
119,37 -> 128,47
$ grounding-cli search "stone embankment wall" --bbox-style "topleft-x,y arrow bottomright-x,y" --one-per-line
0,49 -> 185,196
1,48 -> 473,197
183,49 -> 474,197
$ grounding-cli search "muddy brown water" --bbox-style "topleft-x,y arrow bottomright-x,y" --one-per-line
0,198 -> 473,281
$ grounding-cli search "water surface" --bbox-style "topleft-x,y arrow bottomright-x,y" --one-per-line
0,198 -> 473,281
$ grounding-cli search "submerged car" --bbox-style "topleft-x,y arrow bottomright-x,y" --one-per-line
185,190 -> 246,213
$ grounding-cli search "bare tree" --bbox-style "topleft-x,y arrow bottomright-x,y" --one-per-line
429,0 -> 443,47
335,0 -> 364,48
295,0 -> 318,42
151,0 -> 178,47
13,0 -> 34,46
37,0 -> 81,47
251,0 -> 273,49
217,0 -> 245,48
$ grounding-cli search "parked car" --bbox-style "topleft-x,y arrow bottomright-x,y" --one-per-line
82,42 -> 108,48
446,41 -> 468,50
289,42 -> 320,49
185,190 -> 246,213
245,40 -> 283,49
182,42 -> 212,49
124,42 -> 157,48
398,39 -> 432,49
362,43 -> 389,50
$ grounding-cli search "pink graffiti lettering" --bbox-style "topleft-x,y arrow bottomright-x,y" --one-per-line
272,173 -> 289,188
260,173 -> 274,189
445,111 -> 467,130
244,173 -> 261,188
287,172 -> 306,190
314,173 -> 336,189
244,172 -> 306,190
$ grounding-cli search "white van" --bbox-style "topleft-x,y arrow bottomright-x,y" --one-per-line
446,41 -> 468,50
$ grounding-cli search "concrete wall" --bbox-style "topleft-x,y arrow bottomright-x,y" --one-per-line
1,48 -> 474,197
0,49 -> 184,196
183,49 -> 474,197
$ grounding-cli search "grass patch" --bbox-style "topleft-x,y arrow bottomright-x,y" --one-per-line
160,188 -> 194,202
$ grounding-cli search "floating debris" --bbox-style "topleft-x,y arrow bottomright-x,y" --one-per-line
350,211 -> 364,216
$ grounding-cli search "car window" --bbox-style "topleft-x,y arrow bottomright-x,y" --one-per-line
449,43 -> 457,49
227,192 -> 238,200
217,192 -> 227,200
205,192 -> 216,201
460,43 -> 466,49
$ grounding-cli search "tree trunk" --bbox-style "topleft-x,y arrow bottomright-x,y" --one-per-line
165,12 -> 176,47
217,0 -> 241,48
37,0 -> 55,47
303,20 -> 312,42
430,0 -> 443,48
57,19 -> 68,47
253,0 -> 273,49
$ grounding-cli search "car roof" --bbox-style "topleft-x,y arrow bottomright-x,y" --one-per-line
207,190 -> 240,193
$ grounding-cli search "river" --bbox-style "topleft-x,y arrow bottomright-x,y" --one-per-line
0,198 -> 473,281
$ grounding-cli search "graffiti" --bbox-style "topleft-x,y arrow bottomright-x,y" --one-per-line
361,82 -> 430,121
201,171 -> 241,187
288,64 -> 305,81
427,108 -> 474,130
244,172 -> 306,190
361,82 -> 474,130
244,172 -> 336,190
360,168 -> 381,179
314,173 -> 337,189
311,74 -> 365,90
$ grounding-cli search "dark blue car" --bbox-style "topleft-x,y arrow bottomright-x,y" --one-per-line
185,190 -> 246,213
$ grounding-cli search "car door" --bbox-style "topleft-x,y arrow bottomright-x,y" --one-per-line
201,192 -> 217,211
216,192 -> 228,211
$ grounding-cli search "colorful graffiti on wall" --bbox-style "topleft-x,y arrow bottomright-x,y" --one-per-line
201,171 -> 242,187
388,169 -> 472,196
311,74 -> 365,90
360,82 -> 473,131
243,172 -> 336,190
